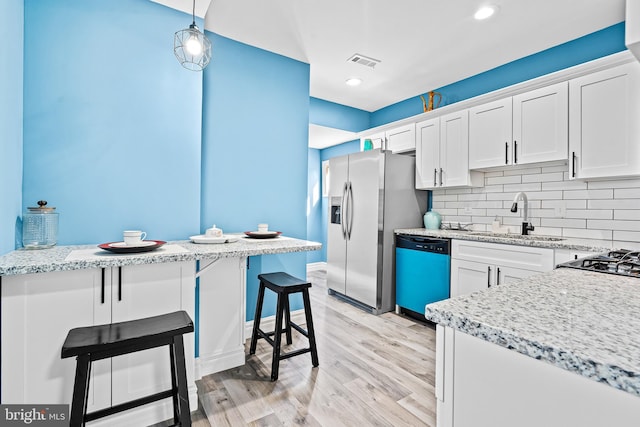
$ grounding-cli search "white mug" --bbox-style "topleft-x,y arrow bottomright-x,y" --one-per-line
258,223 -> 268,232
123,230 -> 146,245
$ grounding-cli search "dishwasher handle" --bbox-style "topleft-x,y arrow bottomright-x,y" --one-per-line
395,235 -> 450,255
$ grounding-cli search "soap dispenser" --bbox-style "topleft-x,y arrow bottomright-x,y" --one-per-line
491,216 -> 501,233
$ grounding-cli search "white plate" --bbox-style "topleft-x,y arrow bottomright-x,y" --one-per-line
190,235 -> 240,244
109,241 -> 156,248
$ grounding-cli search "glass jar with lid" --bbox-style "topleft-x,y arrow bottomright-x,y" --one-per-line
22,200 -> 59,249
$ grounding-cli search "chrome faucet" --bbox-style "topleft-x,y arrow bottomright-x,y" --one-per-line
510,192 -> 535,235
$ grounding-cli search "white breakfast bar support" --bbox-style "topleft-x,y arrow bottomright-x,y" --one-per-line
195,256 -> 248,378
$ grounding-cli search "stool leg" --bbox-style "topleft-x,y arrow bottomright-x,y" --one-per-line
271,293 -> 286,381
302,289 -> 319,367
69,354 -> 92,427
249,282 -> 266,355
173,335 -> 192,427
284,293 -> 292,345
169,341 -> 180,425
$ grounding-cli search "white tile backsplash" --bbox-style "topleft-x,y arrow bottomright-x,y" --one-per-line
522,172 -> 564,183
433,163 -> 640,244
563,189 -> 614,200
614,210 -> 639,220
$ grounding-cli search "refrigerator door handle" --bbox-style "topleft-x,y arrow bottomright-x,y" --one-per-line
347,181 -> 354,240
341,183 -> 348,239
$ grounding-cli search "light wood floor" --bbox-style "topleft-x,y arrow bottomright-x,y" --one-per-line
189,267 -> 437,427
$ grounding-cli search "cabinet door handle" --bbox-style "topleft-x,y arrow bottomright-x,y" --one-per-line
505,142 -> 509,164
572,152 -> 577,178
101,268 -> 105,304
497,267 -> 501,285
514,141 -> 518,164
434,168 -> 438,187
118,267 -> 122,301
439,168 -> 443,186
487,266 -> 492,287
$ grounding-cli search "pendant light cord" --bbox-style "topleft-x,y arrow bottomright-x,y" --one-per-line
191,0 -> 196,25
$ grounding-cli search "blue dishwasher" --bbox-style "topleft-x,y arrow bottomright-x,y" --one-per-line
395,235 -> 450,319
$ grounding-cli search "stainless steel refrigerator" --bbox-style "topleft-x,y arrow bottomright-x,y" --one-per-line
327,149 -> 427,314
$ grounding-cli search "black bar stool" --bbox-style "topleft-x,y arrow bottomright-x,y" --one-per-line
61,310 -> 194,427
249,272 -> 319,381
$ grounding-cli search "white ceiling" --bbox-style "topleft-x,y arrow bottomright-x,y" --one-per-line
308,124 -> 357,149
155,0 -> 626,144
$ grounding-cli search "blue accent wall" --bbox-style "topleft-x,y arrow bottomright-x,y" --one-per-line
371,22 -> 627,127
309,97 -> 370,131
0,1 -> 24,255
201,33 -> 310,320
307,148 -> 323,263
22,0 -> 202,245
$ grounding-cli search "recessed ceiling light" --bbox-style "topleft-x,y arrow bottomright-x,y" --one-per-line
474,5 -> 497,20
345,77 -> 362,87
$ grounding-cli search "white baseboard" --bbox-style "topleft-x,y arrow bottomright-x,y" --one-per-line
244,309 -> 307,339
306,261 -> 326,272
196,346 -> 246,379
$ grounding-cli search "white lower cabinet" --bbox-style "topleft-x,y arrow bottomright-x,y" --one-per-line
1,262 -> 196,427
450,259 -> 539,297
1,269 -> 110,408
436,326 -> 640,427
450,240 -> 554,298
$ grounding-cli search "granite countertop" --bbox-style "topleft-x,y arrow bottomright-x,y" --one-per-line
425,268 -> 640,397
395,228 -> 615,252
0,235 -> 321,276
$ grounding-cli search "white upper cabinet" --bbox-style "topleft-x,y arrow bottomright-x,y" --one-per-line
386,123 -> 416,153
360,123 -> 415,153
469,98 -> 513,169
469,82 -> 569,169
569,62 -> 640,180
416,111 -> 483,189
416,117 -> 440,188
513,82 -> 568,164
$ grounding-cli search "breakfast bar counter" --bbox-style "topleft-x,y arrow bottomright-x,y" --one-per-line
0,235 -> 321,276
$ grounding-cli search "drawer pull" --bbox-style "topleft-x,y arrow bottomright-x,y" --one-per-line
101,268 -> 105,304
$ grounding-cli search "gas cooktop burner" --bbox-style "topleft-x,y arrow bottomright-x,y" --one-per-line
558,249 -> 640,278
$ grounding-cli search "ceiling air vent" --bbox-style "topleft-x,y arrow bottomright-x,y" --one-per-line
347,53 -> 381,68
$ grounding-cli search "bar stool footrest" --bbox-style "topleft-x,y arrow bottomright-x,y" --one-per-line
290,322 -> 308,338
279,347 -> 312,360
85,389 -> 176,422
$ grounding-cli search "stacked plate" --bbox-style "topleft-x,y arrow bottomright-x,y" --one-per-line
98,240 -> 166,254
244,231 -> 282,239
189,235 -> 240,244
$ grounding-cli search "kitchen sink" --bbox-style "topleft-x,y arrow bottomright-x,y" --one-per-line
467,232 -> 565,241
